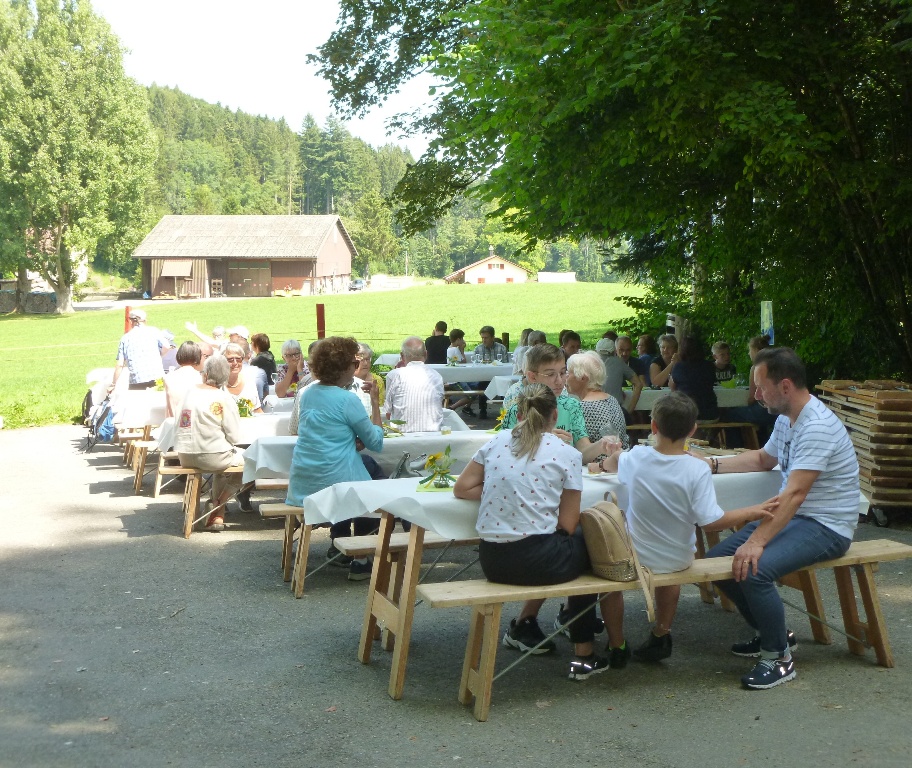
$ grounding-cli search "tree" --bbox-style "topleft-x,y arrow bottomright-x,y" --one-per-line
316,0 -> 912,378
0,0 -> 156,313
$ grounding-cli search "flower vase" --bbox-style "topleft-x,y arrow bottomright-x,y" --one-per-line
433,473 -> 451,488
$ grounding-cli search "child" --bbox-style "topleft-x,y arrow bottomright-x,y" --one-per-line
595,391 -> 776,662
712,341 -> 737,387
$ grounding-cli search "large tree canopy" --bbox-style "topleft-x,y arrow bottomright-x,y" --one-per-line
317,0 -> 912,378
0,0 -> 155,313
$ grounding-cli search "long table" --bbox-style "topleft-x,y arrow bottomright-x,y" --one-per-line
155,413 -> 292,452
632,386 -> 750,411
111,390 -> 167,429
242,428 -> 495,483
426,363 -> 514,385
322,469 -> 785,701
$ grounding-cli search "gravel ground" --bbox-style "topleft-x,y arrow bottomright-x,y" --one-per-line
3,424 -> 912,768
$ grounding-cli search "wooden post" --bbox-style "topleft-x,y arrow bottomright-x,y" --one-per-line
316,303 -> 326,339
501,332 -> 510,350
124,306 -> 132,333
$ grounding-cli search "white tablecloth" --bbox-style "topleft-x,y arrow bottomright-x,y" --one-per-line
631,387 -> 750,411
484,376 -> 521,400
262,395 -> 295,413
110,390 -> 167,429
425,362 -> 514,385
155,413 -> 291,452
375,353 -> 401,367
242,428 -> 494,484
291,470 -> 796,536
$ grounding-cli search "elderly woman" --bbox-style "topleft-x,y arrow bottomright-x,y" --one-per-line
286,337 -> 384,581
223,342 -> 263,413
275,339 -> 311,398
164,341 -> 203,418
565,351 -> 629,449
175,356 -> 244,532
649,334 -> 679,387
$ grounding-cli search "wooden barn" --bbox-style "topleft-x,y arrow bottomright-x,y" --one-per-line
134,215 -> 357,298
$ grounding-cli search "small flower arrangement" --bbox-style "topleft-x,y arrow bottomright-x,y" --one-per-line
154,378 -> 164,391
420,445 -> 457,488
492,408 -> 507,432
237,398 -> 255,417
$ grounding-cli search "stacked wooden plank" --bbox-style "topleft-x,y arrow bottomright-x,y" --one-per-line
816,380 -> 912,508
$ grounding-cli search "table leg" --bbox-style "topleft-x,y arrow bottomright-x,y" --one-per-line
387,524 -> 426,700
291,524 -> 312,598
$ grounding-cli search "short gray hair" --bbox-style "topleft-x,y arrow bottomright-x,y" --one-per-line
566,351 -> 606,390
204,355 -> 230,387
281,339 -> 302,357
401,336 -> 426,362
527,330 -> 547,346
357,342 -> 374,362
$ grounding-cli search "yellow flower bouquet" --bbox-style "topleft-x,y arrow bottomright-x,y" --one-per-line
419,445 -> 457,488
237,398 -> 255,417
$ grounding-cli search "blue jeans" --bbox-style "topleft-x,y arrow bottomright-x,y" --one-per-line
708,516 -> 850,656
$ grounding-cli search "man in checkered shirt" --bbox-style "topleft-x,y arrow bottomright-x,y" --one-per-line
108,309 -> 167,392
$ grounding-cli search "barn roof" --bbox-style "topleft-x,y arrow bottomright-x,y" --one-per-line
133,215 -> 358,260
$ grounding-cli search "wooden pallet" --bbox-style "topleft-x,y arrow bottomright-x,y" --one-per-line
817,380 -> 912,507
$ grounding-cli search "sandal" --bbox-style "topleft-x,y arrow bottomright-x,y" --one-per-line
204,515 -> 225,532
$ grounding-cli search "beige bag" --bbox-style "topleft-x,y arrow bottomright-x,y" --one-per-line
580,497 -> 655,622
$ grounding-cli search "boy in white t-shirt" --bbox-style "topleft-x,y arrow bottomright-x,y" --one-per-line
598,392 -> 776,662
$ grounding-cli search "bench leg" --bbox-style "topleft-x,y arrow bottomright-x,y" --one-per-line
458,603 -> 502,722
153,455 -> 167,498
291,524 -> 312,598
741,424 -> 759,450
281,515 -> 297,582
182,474 -> 200,539
381,550 -> 406,652
694,528 -> 715,605
834,564 -> 894,667
778,570 -> 831,645
359,512 -> 396,664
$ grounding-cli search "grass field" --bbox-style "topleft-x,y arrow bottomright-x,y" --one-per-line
0,282 -> 645,429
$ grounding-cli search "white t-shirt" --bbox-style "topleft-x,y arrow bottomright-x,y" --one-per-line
446,346 -> 466,363
473,430 -> 583,542
618,445 -> 725,572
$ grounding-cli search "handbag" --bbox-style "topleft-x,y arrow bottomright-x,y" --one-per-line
580,497 -> 655,621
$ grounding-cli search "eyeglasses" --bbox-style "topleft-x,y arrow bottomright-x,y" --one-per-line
225,356 -> 243,364
285,352 -> 302,359
533,368 -> 568,381
129,316 -> 141,321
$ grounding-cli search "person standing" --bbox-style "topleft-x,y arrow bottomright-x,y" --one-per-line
706,347 -> 859,690
424,321 -> 450,365
108,309 -> 166,393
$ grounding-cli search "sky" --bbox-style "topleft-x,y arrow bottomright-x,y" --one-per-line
91,0 -> 434,156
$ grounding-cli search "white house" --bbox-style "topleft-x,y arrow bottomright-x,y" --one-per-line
444,249 -> 529,285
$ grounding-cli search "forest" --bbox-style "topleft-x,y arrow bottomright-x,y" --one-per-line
106,84 -> 616,283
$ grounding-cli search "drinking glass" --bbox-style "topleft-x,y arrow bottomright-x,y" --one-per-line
473,353 -> 482,365
495,352 -> 503,363
271,372 -> 282,384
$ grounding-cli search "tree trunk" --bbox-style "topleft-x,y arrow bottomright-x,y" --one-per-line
53,281 -> 75,313
13,265 -> 29,314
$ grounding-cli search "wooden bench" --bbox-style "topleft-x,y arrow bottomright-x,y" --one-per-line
180,465 -> 244,538
415,538 -> 912,721
627,421 -> 759,450
131,439 -> 159,495
254,478 -> 289,492
152,451 -> 182,497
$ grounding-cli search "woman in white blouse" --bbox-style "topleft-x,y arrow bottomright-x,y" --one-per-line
454,383 -> 609,681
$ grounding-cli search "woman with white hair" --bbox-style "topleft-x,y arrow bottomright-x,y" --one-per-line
223,342 -> 263,414
566,352 -> 629,449
275,339 -> 311,398
176,355 -> 245,532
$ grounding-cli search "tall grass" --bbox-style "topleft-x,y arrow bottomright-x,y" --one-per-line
0,282 -> 644,428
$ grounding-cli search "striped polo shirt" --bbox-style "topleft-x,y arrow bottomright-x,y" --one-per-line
763,395 -> 860,540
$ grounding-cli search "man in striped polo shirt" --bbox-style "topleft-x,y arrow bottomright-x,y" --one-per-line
706,347 -> 859,690
383,336 -> 445,432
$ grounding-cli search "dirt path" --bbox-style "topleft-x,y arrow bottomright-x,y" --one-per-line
2,424 -> 912,767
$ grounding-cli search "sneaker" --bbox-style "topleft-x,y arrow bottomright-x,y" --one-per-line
347,559 -> 373,582
741,657 -> 796,690
633,631 -> 673,662
554,603 -> 606,640
461,405 -> 477,417
238,497 -> 255,513
502,617 -> 556,655
731,630 -> 798,658
326,542 -> 353,568
568,654 -> 610,681
607,642 -> 631,670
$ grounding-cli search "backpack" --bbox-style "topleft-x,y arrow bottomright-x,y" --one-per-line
580,498 -> 655,622
81,389 -> 93,425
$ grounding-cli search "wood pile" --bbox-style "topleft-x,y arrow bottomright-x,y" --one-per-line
816,380 -> 912,509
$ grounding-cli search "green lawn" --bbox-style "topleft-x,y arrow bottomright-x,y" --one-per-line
0,282 -> 644,429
